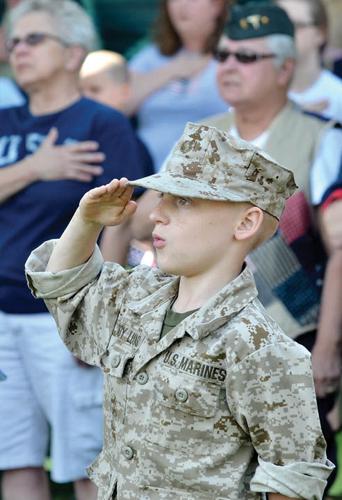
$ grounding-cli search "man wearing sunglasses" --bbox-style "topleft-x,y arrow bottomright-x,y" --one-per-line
206,1 -> 342,497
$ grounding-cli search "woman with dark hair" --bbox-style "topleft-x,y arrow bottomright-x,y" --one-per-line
128,0 -> 229,172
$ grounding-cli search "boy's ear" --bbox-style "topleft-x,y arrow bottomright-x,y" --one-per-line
234,206 -> 264,241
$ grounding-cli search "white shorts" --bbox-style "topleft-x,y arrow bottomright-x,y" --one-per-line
0,311 -> 103,483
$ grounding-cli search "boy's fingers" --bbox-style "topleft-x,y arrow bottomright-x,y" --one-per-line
106,179 -> 131,198
85,179 -> 133,202
87,185 -> 108,199
121,185 -> 135,201
104,179 -> 122,195
122,200 -> 137,218
114,178 -> 133,199
107,177 -> 127,191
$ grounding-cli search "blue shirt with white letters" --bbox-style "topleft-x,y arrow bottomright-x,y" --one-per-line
0,97 -> 147,313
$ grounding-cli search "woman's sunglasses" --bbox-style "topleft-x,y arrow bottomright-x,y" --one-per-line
213,48 -> 276,64
6,32 -> 67,53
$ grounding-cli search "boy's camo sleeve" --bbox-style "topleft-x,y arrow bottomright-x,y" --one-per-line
25,239 -> 129,366
225,341 -> 334,499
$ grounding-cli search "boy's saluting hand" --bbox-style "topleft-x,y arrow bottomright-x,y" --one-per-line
46,178 -> 137,273
79,177 -> 137,228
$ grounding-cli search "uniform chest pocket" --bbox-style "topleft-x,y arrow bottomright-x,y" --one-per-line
145,373 -> 222,455
155,375 -> 220,417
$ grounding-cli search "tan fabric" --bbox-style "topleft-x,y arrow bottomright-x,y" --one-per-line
323,0 -> 342,48
25,240 -> 333,500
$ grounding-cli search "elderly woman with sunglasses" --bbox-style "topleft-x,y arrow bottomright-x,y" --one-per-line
0,1 -> 148,500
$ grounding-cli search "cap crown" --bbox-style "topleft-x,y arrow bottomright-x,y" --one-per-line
129,123 -> 297,219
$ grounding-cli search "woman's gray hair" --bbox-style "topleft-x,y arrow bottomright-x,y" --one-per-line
6,0 -> 99,53
265,34 -> 297,67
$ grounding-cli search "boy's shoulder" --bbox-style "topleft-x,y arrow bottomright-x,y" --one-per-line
180,266 -> 304,367
113,263 -> 177,302
222,296 -> 310,369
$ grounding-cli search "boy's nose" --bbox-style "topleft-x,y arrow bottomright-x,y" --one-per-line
149,199 -> 168,224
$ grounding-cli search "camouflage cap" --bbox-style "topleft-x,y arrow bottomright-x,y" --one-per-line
128,122 -> 297,219
224,2 -> 294,40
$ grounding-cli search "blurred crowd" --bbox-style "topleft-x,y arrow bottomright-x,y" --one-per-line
0,0 -> 342,499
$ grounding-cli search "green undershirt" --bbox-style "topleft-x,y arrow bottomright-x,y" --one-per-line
160,306 -> 198,339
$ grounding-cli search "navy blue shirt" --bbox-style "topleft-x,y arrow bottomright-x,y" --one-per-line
0,97 -> 149,313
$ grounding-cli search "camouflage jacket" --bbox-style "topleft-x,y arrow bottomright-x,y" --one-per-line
25,240 -> 333,500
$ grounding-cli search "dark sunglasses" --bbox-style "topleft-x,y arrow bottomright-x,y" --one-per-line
6,32 -> 67,53
213,48 -> 276,64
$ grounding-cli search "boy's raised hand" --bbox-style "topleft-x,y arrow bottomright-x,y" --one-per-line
46,178 -> 137,272
79,178 -> 137,227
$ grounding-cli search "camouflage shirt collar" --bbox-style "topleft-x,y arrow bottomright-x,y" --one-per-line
183,266 -> 258,339
126,275 -> 179,314
127,265 -> 258,340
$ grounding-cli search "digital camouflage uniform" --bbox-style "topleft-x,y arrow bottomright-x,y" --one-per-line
26,124 -> 333,499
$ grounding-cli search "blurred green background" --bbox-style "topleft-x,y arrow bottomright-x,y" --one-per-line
0,0 -> 160,57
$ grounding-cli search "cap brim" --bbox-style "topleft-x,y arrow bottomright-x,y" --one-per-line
128,172 -> 248,203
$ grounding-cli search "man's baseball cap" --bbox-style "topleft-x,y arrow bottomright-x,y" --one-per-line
224,2 -> 295,40
129,122 -> 297,220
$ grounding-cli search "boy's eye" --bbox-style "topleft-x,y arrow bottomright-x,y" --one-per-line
176,197 -> 192,207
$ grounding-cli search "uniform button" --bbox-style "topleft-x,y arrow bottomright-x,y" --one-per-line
136,372 -> 149,385
122,446 -> 134,460
112,354 -> 121,368
175,388 -> 188,403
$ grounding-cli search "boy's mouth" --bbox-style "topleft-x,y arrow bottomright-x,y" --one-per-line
152,233 -> 166,249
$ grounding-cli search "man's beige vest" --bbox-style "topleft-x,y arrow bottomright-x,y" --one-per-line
204,102 -> 331,338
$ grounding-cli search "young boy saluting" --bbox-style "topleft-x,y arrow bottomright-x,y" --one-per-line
26,123 -> 333,500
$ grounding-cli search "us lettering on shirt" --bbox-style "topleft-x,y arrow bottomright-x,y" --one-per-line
0,133 -> 76,166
